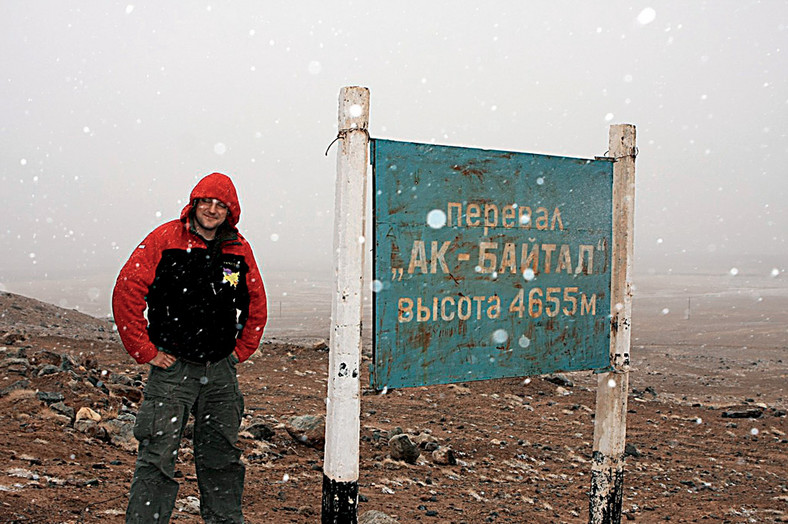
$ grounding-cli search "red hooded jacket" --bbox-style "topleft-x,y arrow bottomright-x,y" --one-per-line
112,173 -> 267,364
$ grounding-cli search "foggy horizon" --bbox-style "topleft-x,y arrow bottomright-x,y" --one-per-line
2,2 -> 786,305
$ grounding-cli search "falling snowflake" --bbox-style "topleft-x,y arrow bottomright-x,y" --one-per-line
426,209 -> 447,229
637,7 -> 656,25
308,61 -> 322,75
492,329 -> 508,344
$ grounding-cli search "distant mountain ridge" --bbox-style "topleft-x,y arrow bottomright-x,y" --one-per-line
0,291 -> 116,342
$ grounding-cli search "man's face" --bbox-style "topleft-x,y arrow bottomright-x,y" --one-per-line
194,197 -> 229,232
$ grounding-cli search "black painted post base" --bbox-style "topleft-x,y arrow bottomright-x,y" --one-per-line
589,451 -> 625,524
322,474 -> 359,524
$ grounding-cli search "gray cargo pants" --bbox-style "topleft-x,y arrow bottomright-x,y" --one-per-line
126,356 -> 245,523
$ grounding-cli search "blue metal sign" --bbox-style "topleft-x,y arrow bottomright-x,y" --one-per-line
371,139 -> 614,389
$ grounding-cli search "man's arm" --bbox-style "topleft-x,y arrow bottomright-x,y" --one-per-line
234,244 -> 268,363
112,229 -> 165,364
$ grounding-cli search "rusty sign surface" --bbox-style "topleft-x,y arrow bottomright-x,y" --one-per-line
371,139 -> 615,389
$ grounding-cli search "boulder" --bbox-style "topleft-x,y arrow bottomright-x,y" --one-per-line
176,496 -> 201,515
244,418 -> 275,441
60,354 -> 78,372
432,447 -> 457,465
285,415 -> 325,449
722,406 -> 764,419
76,407 -> 102,422
50,401 -> 76,422
74,419 -> 106,439
414,432 -> 439,451
36,391 -> 65,404
389,434 -> 420,464
102,414 -> 137,451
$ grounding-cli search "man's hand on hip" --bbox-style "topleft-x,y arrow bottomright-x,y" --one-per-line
150,350 -> 176,369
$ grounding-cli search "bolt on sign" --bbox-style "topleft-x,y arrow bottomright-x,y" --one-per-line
371,139 -> 615,389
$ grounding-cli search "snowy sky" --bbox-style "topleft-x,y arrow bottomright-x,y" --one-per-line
2,1 -> 786,284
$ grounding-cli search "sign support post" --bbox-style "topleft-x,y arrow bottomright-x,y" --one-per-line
589,124 -> 636,524
322,86 -> 370,524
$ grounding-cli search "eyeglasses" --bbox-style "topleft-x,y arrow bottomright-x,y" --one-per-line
197,198 -> 228,211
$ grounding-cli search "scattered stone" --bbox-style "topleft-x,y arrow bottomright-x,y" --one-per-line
101,414 -> 137,451
310,339 -> 329,351
81,356 -> 100,370
76,407 -> 102,422
18,453 -> 42,464
545,374 -> 574,388
30,350 -> 61,367
85,375 -> 110,394
415,432 -> 439,451
722,406 -> 764,419
46,476 -> 66,487
37,364 -> 61,377
359,509 -> 399,524
447,384 -> 471,395
285,415 -> 325,449
107,383 -> 142,404
389,434 -> 420,464
108,373 -> 134,386
176,495 -> 201,515
60,354 -> 78,372
1,332 -> 26,345
632,386 -> 658,399
183,420 -> 195,440
555,386 -> 570,396
244,419 -> 275,441
1,357 -> 31,375
36,391 -> 65,404
432,447 -> 457,465
388,426 -> 404,439
74,419 -> 106,439
624,443 -> 642,458
50,402 -> 76,422
0,379 -> 31,397
7,467 -> 37,480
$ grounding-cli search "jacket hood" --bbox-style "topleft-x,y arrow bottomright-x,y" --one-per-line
180,172 -> 241,227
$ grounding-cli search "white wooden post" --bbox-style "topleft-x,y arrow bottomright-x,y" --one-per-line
589,124 -> 636,524
322,86 -> 370,524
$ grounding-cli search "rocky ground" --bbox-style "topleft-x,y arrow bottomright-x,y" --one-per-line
0,289 -> 787,523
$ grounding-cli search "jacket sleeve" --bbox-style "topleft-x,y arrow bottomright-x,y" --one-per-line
112,229 -> 165,364
234,243 -> 268,362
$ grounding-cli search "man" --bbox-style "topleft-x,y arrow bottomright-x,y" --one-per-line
113,172 -> 267,523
